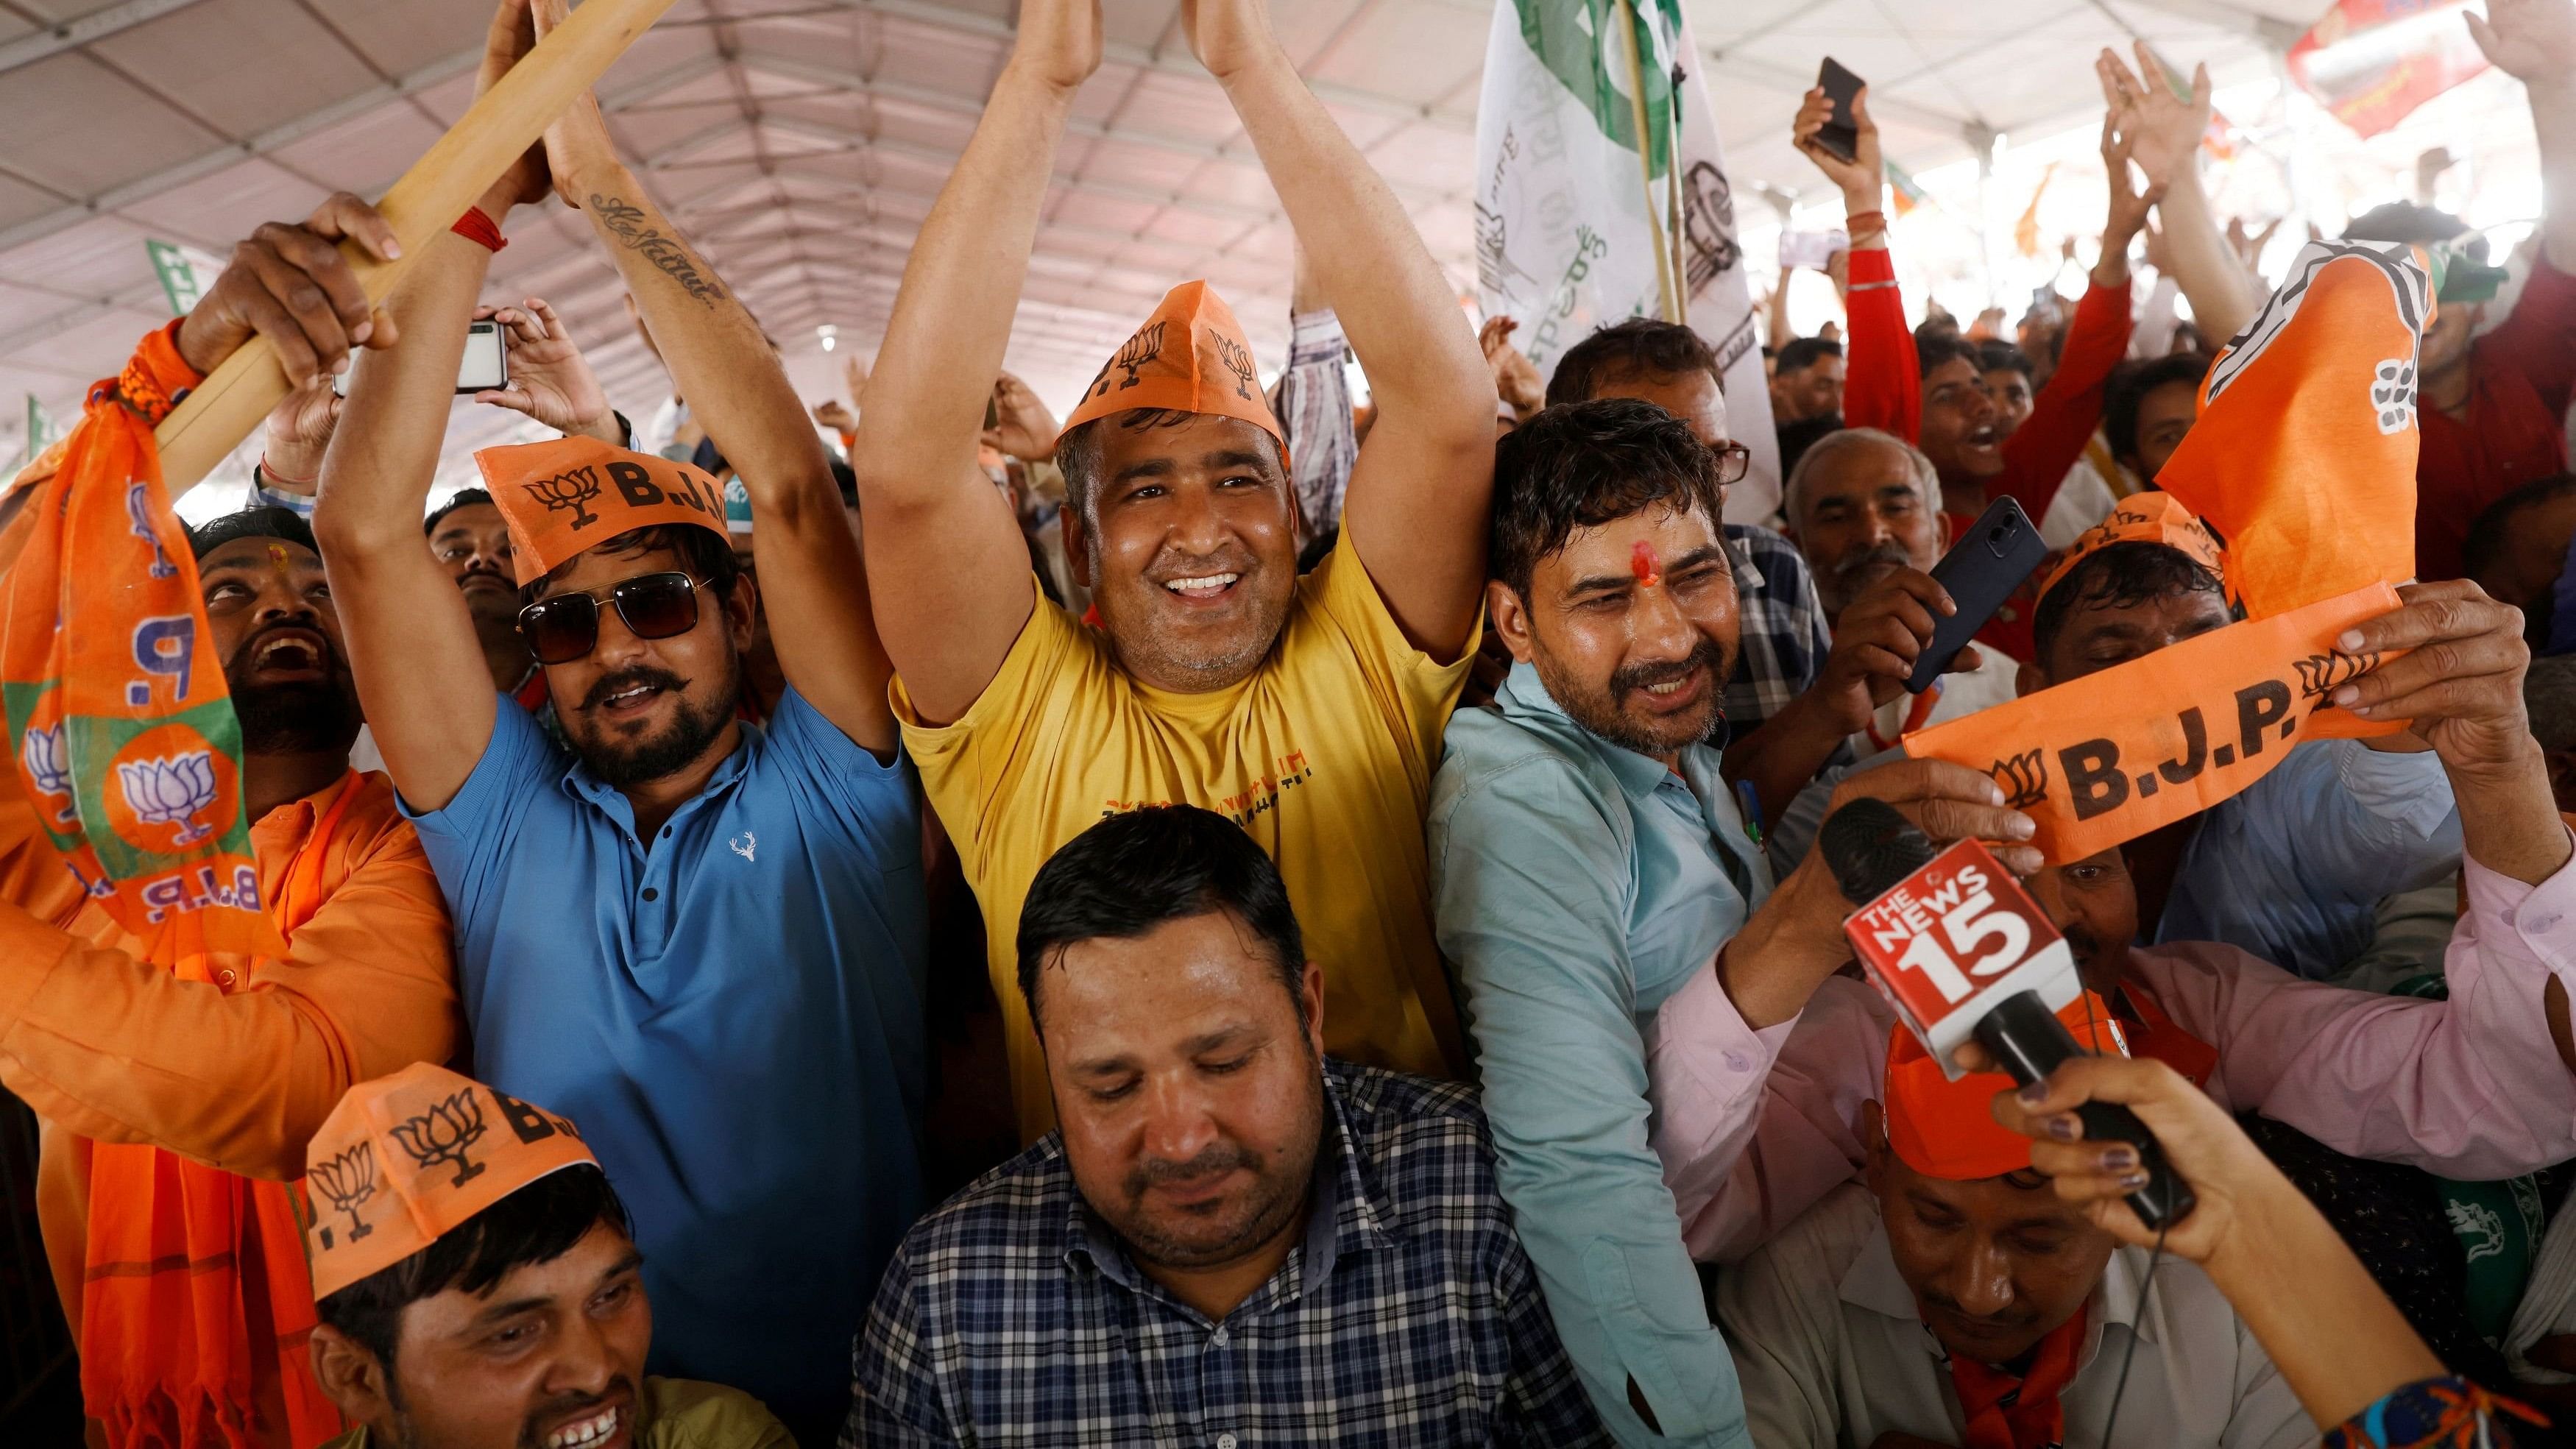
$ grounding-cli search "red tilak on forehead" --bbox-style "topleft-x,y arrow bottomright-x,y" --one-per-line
1630,539 -> 1662,588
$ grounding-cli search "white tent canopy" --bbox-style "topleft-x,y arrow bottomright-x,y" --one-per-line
0,0 -> 2522,498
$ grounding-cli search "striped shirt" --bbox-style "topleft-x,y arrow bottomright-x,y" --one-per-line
847,1060 -> 1610,1448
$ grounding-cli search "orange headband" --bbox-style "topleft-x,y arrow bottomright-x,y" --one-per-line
302,1063 -> 598,1301
1061,280 -> 1286,452
1882,993 -> 2129,1182
2037,492 -> 2229,605
474,435 -> 732,585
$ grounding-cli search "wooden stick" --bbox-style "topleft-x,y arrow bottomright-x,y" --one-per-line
155,0 -> 679,496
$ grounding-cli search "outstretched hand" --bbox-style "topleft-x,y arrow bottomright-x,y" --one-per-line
1793,84 -> 1883,210
2096,43 -> 2209,193
1479,316 -> 1545,422
260,377 -> 344,488
2468,0 -> 2576,86
177,192 -> 401,384
980,372 -> 1061,461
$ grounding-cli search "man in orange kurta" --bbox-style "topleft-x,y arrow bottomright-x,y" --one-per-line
0,192 -> 460,1446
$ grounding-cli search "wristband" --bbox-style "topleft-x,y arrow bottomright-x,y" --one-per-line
258,453 -> 318,488
452,207 -> 508,252
1844,209 -> 1886,232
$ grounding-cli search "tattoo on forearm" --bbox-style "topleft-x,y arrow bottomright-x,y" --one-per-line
589,195 -> 726,306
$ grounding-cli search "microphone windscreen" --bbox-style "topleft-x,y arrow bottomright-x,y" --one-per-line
1819,798 -> 1939,905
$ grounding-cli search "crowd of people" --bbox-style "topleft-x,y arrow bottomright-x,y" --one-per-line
4,0 -> 2576,1445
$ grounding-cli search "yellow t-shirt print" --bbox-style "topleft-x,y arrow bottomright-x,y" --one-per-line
894,530 -> 1476,1137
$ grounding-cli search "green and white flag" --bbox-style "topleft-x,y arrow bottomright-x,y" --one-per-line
146,238 -> 224,316
1476,0 -> 1780,522
21,394 -> 56,467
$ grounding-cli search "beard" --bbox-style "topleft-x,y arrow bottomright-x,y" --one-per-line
224,634 -> 361,757
1536,637 -> 1733,760
1099,1069 -> 1323,1273
567,659 -> 740,788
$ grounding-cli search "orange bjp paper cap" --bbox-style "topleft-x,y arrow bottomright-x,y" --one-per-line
302,1063 -> 597,1301
1883,993 -> 2128,1183
475,435 -> 733,585
2037,491 -> 2230,604
1061,280 -> 1286,451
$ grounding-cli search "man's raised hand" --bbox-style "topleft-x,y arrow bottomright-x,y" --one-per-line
260,377 -> 344,489
1792,84 -> 1882,210
476,0 -> 551,213
1810,569 -> 1968,734
2468,0 -> 2576,87
981,373 -> 1061,461
1479,316 -> 1545,423
528,0 -> 620,205
2096,43 -> 2208,194
1825,758 -> 2041,877
1011,0 -> 1103,91
176,194 -> 401,384
472,297 -> 618,443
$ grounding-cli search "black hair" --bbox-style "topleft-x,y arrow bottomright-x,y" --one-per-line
2462,472 -> 2576,584
1015,805 -> 1305,1038
2344,201 -> 2469,248
1488,397 -> 1730,599
1975,339 -> 2034,383
1052,408 -> 1288,523
1774,411 -> 1847,482
829,458 -> 859,511
424,489 -> 496,538
521,523 -> 740,606
1775,336 -> 1844,375
2032,538 -> 2231,662
316,1165 -> 631,1381
2103,353 -> 2209,467
1914,332 -> 1982,382
186,506 -> 317,561
1545,317 -> 1722,409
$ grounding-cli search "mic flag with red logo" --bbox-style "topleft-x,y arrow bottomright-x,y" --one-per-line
0,323 -> 281,956
1842,837 -> 2080,1076
1905,241 -> 2425,863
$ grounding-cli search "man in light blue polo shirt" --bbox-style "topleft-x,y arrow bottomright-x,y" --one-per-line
1426,399 -> 2039,1448
310,84 -> 920,1445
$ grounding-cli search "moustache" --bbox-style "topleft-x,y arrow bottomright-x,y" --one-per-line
1609,639 -> 1727,705
457,561 -> 512,587
1123,1141 -> 1261,1201
580,665 -> 688,712
1833,540 -> 1916,585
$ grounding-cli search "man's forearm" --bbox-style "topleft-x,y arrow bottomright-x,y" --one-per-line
2203,1180 -> 2444,1430
316,227 -> 495,557
1214,49 -> 1486,422
2151,174 -> 2258,342
1716,863 -> 1855,1029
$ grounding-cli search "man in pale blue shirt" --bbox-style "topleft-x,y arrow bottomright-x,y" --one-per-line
1427,400 -> 2041,1448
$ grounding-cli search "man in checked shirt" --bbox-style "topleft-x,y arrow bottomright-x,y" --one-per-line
847,807 -> 1607,1448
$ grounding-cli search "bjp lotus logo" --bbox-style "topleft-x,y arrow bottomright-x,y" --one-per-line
308,1141 -> 378,1250
116,750 -> 216,846
391,1087 -> 490,1188
19,723 -> 75,825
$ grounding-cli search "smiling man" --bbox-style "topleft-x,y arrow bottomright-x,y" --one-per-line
1428,397 -> 2043,1448
311,8 -> 924,1437
1713,1013 -> 2310,1448
305,1066 -> 790,1449
855,0 -> 1495,1135
852,807 -> 1607,1446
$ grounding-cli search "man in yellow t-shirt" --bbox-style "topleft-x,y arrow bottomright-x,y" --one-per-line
855,0 -> 1497,1133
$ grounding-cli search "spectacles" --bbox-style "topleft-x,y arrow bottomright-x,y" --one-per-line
1710,442 -> 1752,486
516,571 -> 712,665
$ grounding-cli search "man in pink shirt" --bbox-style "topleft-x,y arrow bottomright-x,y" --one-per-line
1649,575 -> 2575,1268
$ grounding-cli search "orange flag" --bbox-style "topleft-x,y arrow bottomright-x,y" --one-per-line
0,323 -> 278,956
2156,241 -> 2430,616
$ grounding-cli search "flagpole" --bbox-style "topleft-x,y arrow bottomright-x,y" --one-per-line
1613,0 -> 1680,323
152,0 -> 682,496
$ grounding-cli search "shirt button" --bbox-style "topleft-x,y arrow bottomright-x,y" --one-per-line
1723,1050 -> 1749,1072
641,887 -> 659,901
1211,1326 -> 1229,1347
216,968 -> 237,988
1217,1436 -> 1237,1449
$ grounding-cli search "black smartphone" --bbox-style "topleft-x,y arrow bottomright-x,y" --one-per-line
985,394 -> 1000,431
1908,497 -> 2047,694
1815,57 -> 1865,166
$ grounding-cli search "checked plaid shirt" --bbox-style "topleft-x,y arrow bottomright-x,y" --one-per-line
846,1060 -> 1610,1448
1721,522 -> 1835,746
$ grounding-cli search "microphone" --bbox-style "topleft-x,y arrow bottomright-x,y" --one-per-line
1819,799 -> 2193,1230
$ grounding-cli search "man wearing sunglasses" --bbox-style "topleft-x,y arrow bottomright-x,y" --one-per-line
309,8 -> 921,1442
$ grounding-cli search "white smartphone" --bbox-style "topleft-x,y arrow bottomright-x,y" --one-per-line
331,319 -> 509,396
1778,229 -> 1850,271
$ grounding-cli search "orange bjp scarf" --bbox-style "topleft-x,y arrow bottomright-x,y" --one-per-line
1945,1308 -> 2089,1449
1,322 -> 333,1448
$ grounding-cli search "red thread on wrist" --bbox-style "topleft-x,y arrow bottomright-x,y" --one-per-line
258,453 -> 317,487
452,207 -> 508,252
1844,210 -> 1887,231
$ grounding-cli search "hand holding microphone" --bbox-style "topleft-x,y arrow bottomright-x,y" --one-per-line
1818,797 -> 2194,1229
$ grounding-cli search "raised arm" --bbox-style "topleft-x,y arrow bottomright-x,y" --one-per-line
530,1 -> 891,753
849,0 -> 1097,724
2102,46 -> 2260,344
312,1 -> 545,810
1795,85 -> 1914,438
1186,0 -> 1493,659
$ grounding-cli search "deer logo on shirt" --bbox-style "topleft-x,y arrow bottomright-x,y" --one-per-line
730,831 -> 757,863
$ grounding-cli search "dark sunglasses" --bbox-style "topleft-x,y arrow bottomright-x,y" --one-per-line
1710,442 -> 1752,486
516,571 -> 712,665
